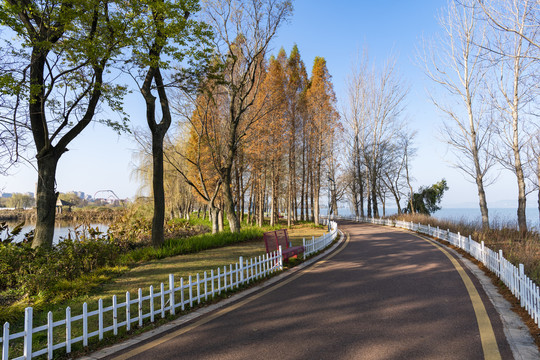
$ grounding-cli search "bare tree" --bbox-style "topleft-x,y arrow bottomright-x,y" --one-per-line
364,59 -> 408,217
343,51 -> 371,218
380,130 -> 417,215
482,0 -> 538,231
343,52 -> 408,217
527,128 -> 540,225
421,0 -> 496,229
201,0 -> 292,232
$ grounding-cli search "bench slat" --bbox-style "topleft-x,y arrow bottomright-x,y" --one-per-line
263,229 -> 304,262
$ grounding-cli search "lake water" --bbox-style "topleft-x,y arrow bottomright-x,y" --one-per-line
1,221 -> 110,244
327,207 -> 540,230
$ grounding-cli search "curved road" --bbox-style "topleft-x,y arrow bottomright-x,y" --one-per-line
104,221 -> 513,360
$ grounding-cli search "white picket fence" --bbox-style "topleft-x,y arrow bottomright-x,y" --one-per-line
303,220 -> 338,258
334,215 -> 540,329
1,224 -> 340,360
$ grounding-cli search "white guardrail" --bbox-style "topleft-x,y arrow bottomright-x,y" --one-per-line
331,215 -> 540,329
0,223 -> 339,360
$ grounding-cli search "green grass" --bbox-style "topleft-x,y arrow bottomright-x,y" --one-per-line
2,224 -> 328,359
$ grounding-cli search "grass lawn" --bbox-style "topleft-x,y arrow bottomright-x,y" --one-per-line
5,223 -> 328,359
95,224 -> 326,299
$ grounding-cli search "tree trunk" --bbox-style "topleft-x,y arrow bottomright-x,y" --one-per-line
218,208 -> 224,232
222,169 -> 240,232
270,165 -> 276,227
151,130 -> 166,247
287,180 -> 292,227
240,169 -> 245,223
33,155 -> 60,248
313,187 -> 320,226
235,165 -> 242,223
390,188 -> 402,215
476,173 -> 490,229
258,178 -> 264,226
248,181 -> 254,225
371,173 -> 379,218
301,141 -> 306,221
310,170 -> 315,222
210,206 -> 219,234
367,192 -> 372,218
512,101 -> 527,231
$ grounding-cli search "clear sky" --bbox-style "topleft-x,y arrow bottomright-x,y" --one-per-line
0,0 -> 537,210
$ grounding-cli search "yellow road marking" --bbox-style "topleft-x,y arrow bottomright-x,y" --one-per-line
410,232 -> 502,360
110,233 -> 350,360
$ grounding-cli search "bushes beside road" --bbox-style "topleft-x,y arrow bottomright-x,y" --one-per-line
0,216 -> 265,324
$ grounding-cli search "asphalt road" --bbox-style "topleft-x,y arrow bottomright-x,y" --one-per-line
105,221 -> 513,360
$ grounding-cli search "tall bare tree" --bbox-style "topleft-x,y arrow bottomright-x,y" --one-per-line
422,0 -> 495,229
364,59 -> 408,217
482,0 -> 538,231
343,52 -> 369,218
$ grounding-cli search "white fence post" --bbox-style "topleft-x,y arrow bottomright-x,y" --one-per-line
98,298 -> 104,340
520,264 -> 525,307
66,306 -> 72,353
150,285 -> 155,323
3,322 -> 9,360
47,311 -> 53,359
278,246 -> 283,270
481,241 -> 485,265
125,292 -> 131,331
160,283 -> 165,318
138,288 -> 143,327
499,250 -> 503,278
189,275 -> 193,308
24,307 -> 33,359
83,302 -> 88,346
180,278 -> 185,311
239,257 -> 244,284
169,274 -> 175,315
196,274 -> 201,304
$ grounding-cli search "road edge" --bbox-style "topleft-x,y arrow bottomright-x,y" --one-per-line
443,242 -> 540,360
78,231 -> 347,360
403,226 -> 540,360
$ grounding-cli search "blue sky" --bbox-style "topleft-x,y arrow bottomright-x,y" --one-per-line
0,0 -> 537,211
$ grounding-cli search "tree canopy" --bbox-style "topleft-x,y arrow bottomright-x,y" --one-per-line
406,179 -> 449,215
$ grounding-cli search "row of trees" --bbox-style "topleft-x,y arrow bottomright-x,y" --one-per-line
136,44 -> 341,234
0,193 -> 34,209
423,0 -> 540,231
341,53 -> 414,219
0,0 -> 295,248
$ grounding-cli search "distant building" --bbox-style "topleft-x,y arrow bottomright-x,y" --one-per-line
56,199 -> 74,213
73,191 -> 85,199
1,193 -> 12,198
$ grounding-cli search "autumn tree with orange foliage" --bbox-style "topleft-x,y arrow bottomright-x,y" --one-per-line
201,0 -> 292,233
249,53 -> 288,227
305,57 -> 340,225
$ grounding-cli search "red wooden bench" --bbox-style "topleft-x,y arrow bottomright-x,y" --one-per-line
263,229 -> 304,262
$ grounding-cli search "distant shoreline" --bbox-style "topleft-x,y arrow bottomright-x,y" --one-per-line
0,207 -> 124,222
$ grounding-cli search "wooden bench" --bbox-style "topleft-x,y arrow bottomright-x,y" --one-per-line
263,229 -> 304,262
